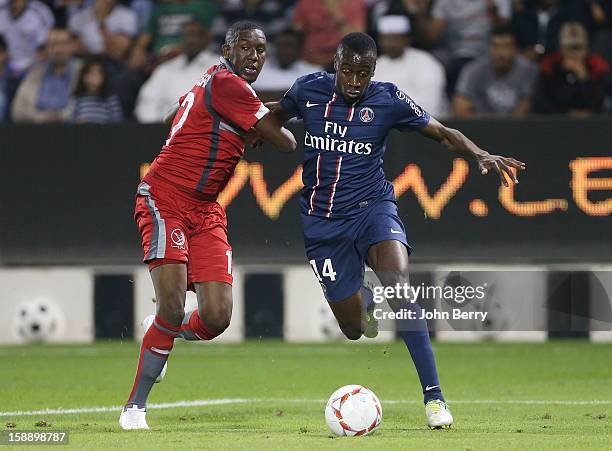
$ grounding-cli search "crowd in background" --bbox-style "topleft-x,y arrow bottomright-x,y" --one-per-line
0,0 -> 611,124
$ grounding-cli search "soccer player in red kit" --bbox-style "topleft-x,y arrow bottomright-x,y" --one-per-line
120,21 -> 296,430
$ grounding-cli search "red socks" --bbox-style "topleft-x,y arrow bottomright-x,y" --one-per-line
144,316 -> 179,355
125,316 -> 179,408
180,310 -> 218,341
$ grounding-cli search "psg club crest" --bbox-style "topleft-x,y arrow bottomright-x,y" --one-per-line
359,107 -> 374,123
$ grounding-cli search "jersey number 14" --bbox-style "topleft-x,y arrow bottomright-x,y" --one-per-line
309,258 -> 337,282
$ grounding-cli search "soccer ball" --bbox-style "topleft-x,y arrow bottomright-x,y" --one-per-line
13,299 -> 63,343
325,385 -> 382,436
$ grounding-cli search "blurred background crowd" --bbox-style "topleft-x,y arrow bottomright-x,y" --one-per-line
0,0 -> 611,124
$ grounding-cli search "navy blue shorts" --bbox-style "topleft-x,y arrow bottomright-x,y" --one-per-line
302,200 -> 411,302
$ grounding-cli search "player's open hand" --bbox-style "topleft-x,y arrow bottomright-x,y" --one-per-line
476,154 -> 526,187
245,127 -> 263,148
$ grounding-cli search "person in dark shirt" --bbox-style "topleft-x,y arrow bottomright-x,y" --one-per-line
268,32 -> 526,430
591,0 -> 612,64
533,21 -> 611,115
215,0 -> 296,44
511,0 -> 591,60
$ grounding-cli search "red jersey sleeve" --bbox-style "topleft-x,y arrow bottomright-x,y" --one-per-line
211,73 -> 269,131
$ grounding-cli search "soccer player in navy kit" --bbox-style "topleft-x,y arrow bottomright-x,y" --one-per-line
268,33 -> 525,429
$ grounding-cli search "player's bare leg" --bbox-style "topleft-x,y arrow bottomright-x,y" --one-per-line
179,281 -> 232,341
327,272 -> 381,340
151,264 -> 188,325
367,240 -> 452,429
121,263 -> 187,430
327,291 -> 367,341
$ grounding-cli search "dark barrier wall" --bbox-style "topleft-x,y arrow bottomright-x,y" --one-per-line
1,119 -> 611,265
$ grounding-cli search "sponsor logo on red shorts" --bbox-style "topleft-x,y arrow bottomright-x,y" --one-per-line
171,228 -> 186,249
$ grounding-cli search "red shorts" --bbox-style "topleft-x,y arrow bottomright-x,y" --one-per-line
134,178 -> 232,287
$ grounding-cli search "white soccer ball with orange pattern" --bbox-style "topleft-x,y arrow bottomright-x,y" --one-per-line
325,385 -> 382,436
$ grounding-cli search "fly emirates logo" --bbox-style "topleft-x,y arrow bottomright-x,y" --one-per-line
304,121 -> 373,155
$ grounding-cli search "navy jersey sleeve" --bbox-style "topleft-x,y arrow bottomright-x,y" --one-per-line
391,85 -> 430,132
280,78 -> 302,119
280,72 -> 326,120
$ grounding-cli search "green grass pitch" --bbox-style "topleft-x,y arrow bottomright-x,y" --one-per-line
0,340 -> 610,450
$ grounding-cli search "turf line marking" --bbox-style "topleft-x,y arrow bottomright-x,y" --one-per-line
0,399 -> 250,417
2,398 -> 611,417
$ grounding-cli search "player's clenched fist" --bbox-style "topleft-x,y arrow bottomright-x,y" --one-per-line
245,127 -> 264,148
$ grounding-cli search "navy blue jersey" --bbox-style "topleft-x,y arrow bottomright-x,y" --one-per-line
280,72 -> 430,218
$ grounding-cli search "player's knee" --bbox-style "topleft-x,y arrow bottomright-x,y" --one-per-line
378,271 -> 409,289
199,294 -> 232,336
339,319 -> 365,341
203,308 -> 231,335
341,326 -> 363,341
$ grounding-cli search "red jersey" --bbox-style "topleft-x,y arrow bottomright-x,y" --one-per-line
145,59 -> 269,200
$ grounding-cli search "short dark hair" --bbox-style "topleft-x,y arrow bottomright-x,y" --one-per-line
337,32 -> 377,59
0,34 -> 6,52
225,21 -> 264,46
491,24 -> 515,39
74,57 -> 114,99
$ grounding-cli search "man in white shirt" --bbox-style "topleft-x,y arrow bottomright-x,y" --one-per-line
252,28 -> 320,93
0,0 -> 54,74
68,0 -> 137,62
374,15 -> 448,117
135,20 -> 218,123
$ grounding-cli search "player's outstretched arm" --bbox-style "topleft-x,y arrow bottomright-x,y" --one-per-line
264,101 -> 294,124
419,117 -> 526,186
253,112 -> 296,153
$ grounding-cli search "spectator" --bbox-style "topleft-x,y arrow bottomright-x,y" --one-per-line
590,0 -> 612,64
128,0 -> 218,70
0,0 -> 55,75
368,0 -> 428,48
11,28 -> 81,123
374,15 -> 448,117
293,0 -> 366,69
47,0 -> 90,28
511,0 -> 591,60
134,20 -> 217,123
72,57 -> 123,123
215,0 -> 296,44
252,28 -> 321,95
131,0 -> 154,33
68,0 -> 137,63
453,24 -> 538,117
533,21 -> 611,115
410,0 -> 511,95
0,34 -> 9,121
